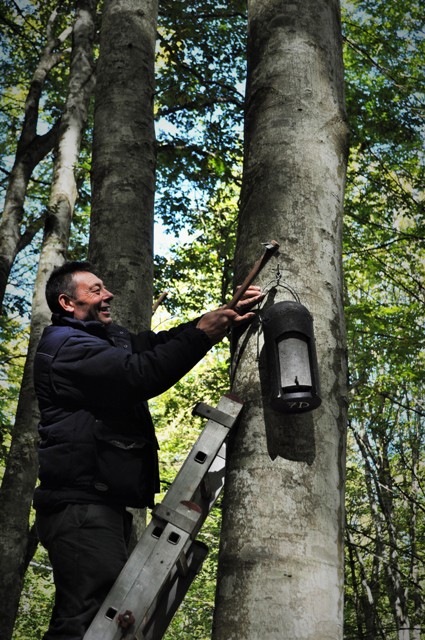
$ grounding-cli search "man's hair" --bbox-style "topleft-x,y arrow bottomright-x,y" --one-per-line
46,261 -> 96,314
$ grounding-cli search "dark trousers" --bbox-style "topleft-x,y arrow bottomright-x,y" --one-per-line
36,504 -> 132,640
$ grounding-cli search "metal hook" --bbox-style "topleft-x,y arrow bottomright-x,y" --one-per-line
260,263 -> 301,303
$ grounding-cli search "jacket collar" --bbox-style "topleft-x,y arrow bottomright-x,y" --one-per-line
51,315 -> 130,344
51,314 -> 109,339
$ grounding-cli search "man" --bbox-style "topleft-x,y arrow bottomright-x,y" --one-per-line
33,260 -> 263,640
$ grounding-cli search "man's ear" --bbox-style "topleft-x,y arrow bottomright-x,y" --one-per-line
58,293 -> 75,314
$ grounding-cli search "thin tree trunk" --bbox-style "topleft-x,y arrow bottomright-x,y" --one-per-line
213,1 -> 348,638
0,9 -> 71,312
352,425 -> 386,637
410,412 -> 424,639
89,0 -> 158,333
355,423 -> 413,639
0,3 -> 96,636
346,525 -> 384,639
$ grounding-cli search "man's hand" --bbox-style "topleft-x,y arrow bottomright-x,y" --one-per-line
231,285 -> 265,314
196,285 -> 265,345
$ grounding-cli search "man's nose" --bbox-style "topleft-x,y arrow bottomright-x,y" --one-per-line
103,288 -> 114,300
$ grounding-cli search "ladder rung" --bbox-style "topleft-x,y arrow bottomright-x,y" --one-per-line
153,501 -> 202,534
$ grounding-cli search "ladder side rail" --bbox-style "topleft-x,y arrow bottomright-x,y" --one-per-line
191,442 -> 227,516
159,423 -> 229,506
159,394 -> 243,512
107,522 -> 194,640
84,522 -> 193,640
138,541 -> 209,640
84,507 -> 202,640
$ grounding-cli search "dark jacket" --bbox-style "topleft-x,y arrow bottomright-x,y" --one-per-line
33,314 -> 212,512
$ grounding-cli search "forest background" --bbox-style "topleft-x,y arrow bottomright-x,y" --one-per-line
0,0 -> 424,638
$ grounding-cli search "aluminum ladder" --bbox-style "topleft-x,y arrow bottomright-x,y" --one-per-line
83,393 -> 244,640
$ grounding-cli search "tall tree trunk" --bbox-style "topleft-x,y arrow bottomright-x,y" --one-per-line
213,1 -> 349,638
0,9 -> 71,312
0,3 -> 96,637
88,0 -> 158,541
89,0 -> 158,333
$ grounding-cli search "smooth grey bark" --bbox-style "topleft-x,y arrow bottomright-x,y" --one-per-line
213,1 -> 349,638
88,0 -> 158,540
89,0 -> 158,333
0,3 -> 96,637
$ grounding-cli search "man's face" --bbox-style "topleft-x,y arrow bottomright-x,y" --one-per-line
59,271 -> 114,324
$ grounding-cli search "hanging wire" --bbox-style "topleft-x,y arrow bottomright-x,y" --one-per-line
260,263 -> 301,304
